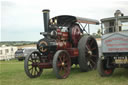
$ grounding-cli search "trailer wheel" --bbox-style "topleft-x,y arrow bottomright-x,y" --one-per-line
97,58 -> 114,77
24,51 -> 43,78
53,50 -> 71,79
78,35 -> 99,72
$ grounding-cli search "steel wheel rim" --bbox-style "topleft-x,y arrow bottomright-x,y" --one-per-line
104,70 -> 112,74
57,52 -> 71,78
85,37 -> 99,69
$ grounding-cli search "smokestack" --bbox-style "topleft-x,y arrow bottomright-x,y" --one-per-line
42,9 -> 50,32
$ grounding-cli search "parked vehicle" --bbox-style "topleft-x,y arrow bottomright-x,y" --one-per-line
97,10 -> 128,77
24,9 -> 99,79
15,48 -> 37,61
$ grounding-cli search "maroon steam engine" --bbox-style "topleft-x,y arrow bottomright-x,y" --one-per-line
24,9 -> 99,79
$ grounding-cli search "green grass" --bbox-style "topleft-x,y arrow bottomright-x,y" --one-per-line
0,60 -> 128,85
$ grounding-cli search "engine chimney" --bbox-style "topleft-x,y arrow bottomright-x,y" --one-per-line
42,9 -> 50,32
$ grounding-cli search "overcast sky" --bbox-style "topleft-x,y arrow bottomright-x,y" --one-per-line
1,0 -> 128,41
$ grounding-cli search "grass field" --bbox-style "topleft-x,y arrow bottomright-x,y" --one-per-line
0,60 -> 128,85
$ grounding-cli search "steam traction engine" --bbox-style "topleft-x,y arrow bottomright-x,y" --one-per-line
97,10 -> 128,77
24,10 -> 99,79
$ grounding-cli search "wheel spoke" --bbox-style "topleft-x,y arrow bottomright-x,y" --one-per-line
90,59 -> 96,65
59,67 -> 63,75
59,56 -> 62,62
63,66 -> 68,73
89,62 -> 93,69
90,40 -> 94,47
34,68 -> 36,76
64,57 -> 68,62
91,55 -> 97,57
28,59 -> 32,62
29,67 -> 33,71
61,53 -> 65,62
28,64 -> 32,66
57,63 -> 62,67
35,58 -> 36,63
64,63 -> 68,66
30,56 -> 34,62
86,44 -> 90,50
37,68 -> 40,73
91,47 -> 96,51
35,67 -> 37,72
35,67 -> 39,73
87,61 -> 93,69
31,67 -> 34,75
34,67 -> 38,75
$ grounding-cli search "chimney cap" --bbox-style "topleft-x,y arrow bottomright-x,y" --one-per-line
42,9 -> 50,13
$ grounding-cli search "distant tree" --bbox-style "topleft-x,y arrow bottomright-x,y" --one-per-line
97,29 -> 101,35
92,31 -> 101,38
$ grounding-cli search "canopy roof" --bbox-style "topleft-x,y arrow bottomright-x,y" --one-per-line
50,15 -> 99,26
101,16 -> 128,22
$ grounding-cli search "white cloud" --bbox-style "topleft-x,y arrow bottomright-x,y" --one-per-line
1,0 -> 128,41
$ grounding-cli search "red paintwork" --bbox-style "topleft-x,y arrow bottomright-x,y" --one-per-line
108,48 -> 128,51
56,41 -> 79,57
38,26 -> 81,69
66,48 -> 79,57
104,70 -> 112,75
105,37 -> 128,43
57,28 -> 69,40
38,44 -> 79,68
57,28 -> 62,39
56,41 -> 72,50
71,25 -> 81,47
61,32 -> 68,40
39,62 -> 52,68
38,48 -> 79,68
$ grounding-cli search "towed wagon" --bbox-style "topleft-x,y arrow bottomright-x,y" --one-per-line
97,10 -> 128,76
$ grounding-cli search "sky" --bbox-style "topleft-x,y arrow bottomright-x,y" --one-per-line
1,0 -> 128,41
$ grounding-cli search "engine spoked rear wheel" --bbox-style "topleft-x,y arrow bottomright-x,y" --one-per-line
53,50 -> 71,79
86,36 -> 99,69
24,51 -> 43,78
78,35 -> 99,72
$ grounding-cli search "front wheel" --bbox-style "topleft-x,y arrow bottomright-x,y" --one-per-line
97,58 -> 114,77
53,50 -> 71,79
24,51 -> 43,78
